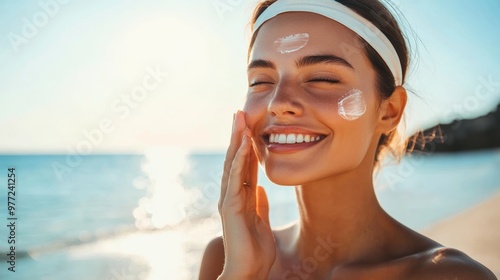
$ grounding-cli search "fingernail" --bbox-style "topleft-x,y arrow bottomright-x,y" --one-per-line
232,113 -> 236,131
234,111 -> 244,133
232,112 -> 239,132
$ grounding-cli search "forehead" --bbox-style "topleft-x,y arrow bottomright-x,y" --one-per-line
251,12 -> 361,59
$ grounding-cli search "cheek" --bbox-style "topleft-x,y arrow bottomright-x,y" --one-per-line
332,94 -> 380,163
314,90 -> 378,153
244,95 -> 276,167
312,89 -> 368,122
243,96 -> 267,152
337,89 -> 367,121
243,95 -> 265,128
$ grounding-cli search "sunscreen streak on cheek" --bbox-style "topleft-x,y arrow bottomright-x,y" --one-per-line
337,89 -> 367,121
273,33 -> 309,54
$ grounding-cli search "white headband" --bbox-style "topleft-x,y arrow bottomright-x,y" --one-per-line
253,0 -> 403,86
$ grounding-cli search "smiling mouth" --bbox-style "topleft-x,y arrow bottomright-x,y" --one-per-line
266,133 -> 326,144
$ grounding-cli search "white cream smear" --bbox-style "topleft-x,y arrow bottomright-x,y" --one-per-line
274,33 -> 310,54
337,89 -> 367,121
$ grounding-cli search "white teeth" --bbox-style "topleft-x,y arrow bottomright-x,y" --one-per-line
296,134 -> 304,143
278,134 -> 287,144
269,133 -> 322,144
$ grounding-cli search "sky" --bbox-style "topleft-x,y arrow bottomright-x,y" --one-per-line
0,0 -> 499,154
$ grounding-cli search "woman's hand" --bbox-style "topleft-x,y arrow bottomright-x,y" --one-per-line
217,111 -> 276,280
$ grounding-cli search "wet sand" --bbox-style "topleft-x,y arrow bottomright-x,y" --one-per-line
422,191 -> 500,277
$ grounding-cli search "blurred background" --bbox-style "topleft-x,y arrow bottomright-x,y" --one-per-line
0,0 -> 499,279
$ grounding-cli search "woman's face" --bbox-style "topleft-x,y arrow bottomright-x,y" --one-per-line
245,12 -> 384,186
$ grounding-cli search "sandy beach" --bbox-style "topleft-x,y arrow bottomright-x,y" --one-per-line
422,191 -> 500,277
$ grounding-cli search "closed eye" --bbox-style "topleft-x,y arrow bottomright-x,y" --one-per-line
249,81 -> 274,87
307,77 -> 340,84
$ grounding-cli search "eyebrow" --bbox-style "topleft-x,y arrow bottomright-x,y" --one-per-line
247,59 -> 276,70
247,55 -> 353,71
296,55 -> 354,69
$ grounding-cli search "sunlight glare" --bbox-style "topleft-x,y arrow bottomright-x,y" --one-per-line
134,147 -> 189,229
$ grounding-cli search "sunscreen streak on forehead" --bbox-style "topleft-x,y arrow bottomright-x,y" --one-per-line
273,33 -> 309,54
338,89 -> 367,121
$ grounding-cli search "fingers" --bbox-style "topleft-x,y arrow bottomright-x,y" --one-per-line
219,111 -> 260,218
256,186 -> 270,226
245,138 -> 259,212
219,111 -> 246,213
224,133 -> 252,213
248,137 -> 259,187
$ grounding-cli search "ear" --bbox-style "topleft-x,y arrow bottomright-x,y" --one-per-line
376,86 -> 407,133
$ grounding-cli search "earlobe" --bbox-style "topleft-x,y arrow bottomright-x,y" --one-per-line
377,86 -> 407,133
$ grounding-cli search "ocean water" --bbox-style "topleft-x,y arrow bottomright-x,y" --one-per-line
0,148 -> 499,279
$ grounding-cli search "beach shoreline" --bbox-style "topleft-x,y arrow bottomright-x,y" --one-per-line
421,191 -> 500,277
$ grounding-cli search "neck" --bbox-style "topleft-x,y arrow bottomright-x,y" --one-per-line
291,154 -> 393,266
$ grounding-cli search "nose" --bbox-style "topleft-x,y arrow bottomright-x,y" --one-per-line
267,80 -> 304,118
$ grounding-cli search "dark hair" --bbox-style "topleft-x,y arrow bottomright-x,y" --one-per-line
249,0 -> 411,165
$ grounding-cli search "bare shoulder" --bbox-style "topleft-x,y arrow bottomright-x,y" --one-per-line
198,236 -> 225,280
405,247 -> 497,280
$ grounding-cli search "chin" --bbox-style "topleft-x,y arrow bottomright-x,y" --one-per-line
263,159 -> 363,187
263,164 -> 311,186
267,176 -> 299,187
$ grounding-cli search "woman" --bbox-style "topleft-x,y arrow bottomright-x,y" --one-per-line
199,0 -> 497,279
